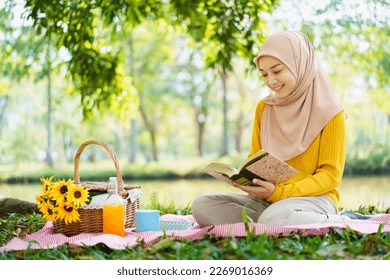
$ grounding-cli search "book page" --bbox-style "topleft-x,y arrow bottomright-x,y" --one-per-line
204,170 -> 254,186
201,162 -> 238,177
203,170 -> 236,185
245,154 -> 298,184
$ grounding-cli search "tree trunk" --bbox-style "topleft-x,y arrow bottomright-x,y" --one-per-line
150,130 -> 158,162
139,92 -> 158,161
220,70 -> 229,156
45,46 -> 53,167
232,72 -> 248,153
0,94 -> 9,137
194,104 -> 206,157
0,195 -> 38,216
56,133 -> 67,165
128,34 -> 138,163
235,110 -> 244,153
129,118 -> 138,162
197,120 -> 205,157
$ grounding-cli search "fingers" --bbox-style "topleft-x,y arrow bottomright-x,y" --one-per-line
234,182 -> 258,193
232,180 -> 261,190
232,182 -> 247,192
252,178 -> 266,186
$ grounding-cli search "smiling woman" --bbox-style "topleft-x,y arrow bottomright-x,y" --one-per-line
258,56 -> 297,99
192,31 -> 351,227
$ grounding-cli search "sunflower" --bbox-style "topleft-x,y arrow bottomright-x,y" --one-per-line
67,185 -> 90,208
49,178 -> 73,202
38,201 -> 57,221
40,176 -> 55,196
56,201 -> 81,224
35,194 -> 45,204
37,176 -> 91,224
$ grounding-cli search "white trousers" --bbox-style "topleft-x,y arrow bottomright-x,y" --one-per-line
192,193 -> 348,227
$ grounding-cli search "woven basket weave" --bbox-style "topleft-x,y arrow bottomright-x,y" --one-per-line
53,139 -> 140,236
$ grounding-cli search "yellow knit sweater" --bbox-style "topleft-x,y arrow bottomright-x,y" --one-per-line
249,101 -> 346,207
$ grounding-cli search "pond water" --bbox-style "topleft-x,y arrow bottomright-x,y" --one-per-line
1,176 -> 390,210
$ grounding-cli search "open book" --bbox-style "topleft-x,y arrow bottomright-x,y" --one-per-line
201,150 -> 299,186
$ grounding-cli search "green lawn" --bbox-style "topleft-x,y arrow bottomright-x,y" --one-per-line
1,204 -> 389,260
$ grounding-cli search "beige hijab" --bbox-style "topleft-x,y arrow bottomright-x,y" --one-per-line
254,31 -> 344,161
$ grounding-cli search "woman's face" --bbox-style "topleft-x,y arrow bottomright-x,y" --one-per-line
258,56 -> 297,99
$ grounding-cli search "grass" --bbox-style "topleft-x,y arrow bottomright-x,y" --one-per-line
1,203 -> 389,260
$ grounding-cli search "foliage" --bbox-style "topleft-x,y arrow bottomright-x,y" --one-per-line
169,0 -> 279,72
147,193 -> 192,216
129,22 -> 188,161
0,1 -> 33,80
0,212 -> 45,247
313,0 -> 389,90
344,146 -> 390,176
0,0 -> 388,166
19,0 -> 278,118
1,205 -> 389,260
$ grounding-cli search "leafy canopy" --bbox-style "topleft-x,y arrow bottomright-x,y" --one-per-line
21,0 -> 278,117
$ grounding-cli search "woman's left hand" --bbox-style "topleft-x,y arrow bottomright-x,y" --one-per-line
232,179 -> 275,200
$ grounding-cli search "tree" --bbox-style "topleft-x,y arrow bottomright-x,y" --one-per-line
228,60 -> 260,153
23,0 -> 144,118
0,80 -> 10,138
312,0 -> 389,149
0,1 -> 28,137
129,23 -> 179,162
174,45 -> 216,157
171,0 -> 279,155
21,0 -> 279,157
313,0 -> 389,89
5,0 -> 281,163
1,0 -> 59,165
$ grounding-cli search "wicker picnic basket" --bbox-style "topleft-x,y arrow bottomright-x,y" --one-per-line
53,139 -> 141,236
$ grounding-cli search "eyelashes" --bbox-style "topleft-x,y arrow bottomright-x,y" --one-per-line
261,69 -> 282,78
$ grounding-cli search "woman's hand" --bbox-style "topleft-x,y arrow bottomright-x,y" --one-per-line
232,179 -> 275,200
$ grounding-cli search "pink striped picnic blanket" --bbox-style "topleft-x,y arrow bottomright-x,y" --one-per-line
1,214 -> 390,252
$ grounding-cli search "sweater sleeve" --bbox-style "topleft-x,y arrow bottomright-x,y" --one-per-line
267,111 -> 346,203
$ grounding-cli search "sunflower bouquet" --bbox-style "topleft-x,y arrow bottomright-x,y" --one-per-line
36,176 -> 90,224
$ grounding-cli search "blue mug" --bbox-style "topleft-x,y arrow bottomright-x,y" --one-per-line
134,209 -> 160,232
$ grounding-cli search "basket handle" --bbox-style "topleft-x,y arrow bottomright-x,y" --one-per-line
73,139 -> 125,192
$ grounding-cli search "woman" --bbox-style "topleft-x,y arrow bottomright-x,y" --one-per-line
192,31 -> 368,226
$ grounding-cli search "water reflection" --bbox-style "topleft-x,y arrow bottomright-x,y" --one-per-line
1,176 -> 390,210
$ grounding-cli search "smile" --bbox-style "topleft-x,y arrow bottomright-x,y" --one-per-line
272,85 -> 284,92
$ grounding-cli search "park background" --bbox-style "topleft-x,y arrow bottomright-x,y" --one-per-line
0,0 -> 389,211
